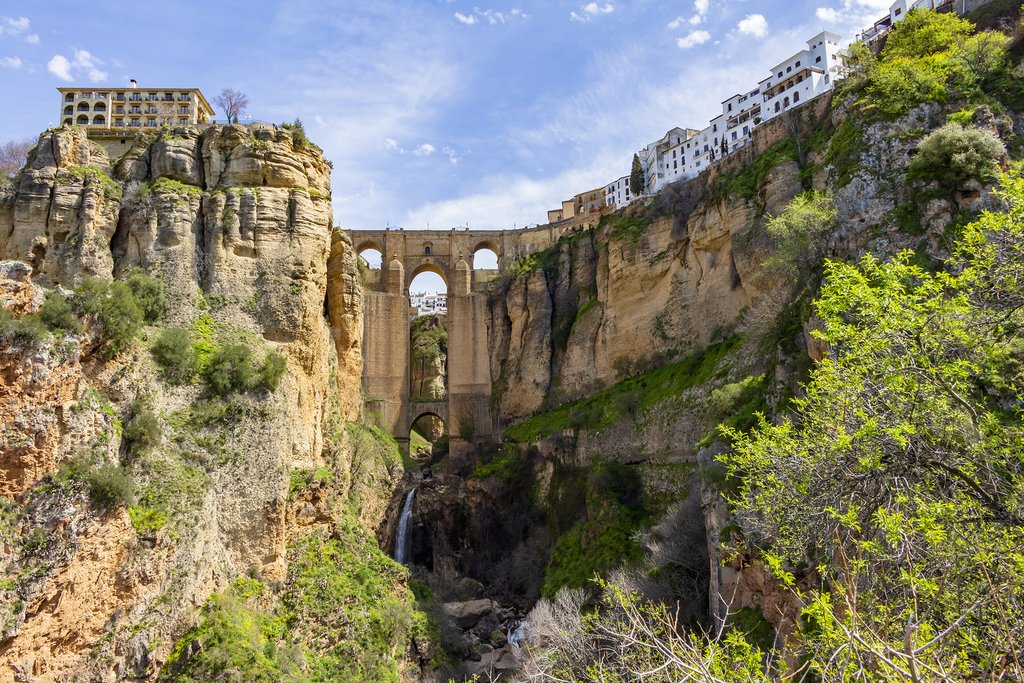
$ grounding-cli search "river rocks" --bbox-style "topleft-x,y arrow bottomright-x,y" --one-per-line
443,598 -> 495,628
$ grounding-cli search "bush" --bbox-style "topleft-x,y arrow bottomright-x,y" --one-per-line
203,343 -> 256,396
56,455 -> 134,508
0,308 -> 49,344
259,352 -> 287,391
152,328 -> 199,384
124,269 -> 166,323
79,277 -> 144,357
760,191 -> 837,285
909,122 -> 1006,190
38,292 -> 81,333
123,399 -> 161,456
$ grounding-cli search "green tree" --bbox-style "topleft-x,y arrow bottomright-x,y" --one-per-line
760,190 -> 837,285
722,170 -> 1024,681
630,153 -> 644,197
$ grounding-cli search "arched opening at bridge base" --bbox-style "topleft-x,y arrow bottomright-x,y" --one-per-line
409,413 -> 448,461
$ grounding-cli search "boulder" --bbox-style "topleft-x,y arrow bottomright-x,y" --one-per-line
442,599 -> 494,629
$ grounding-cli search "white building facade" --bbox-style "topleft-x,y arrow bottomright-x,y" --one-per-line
610,29 -> 843,209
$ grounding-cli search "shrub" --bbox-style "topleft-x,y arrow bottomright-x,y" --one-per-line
152,328 -> 200,384
760,191 -> 837,285
259,352 -> 287,391
124,269 -> 166,322
0,308 -> 49,344
38,292 -> 81,333
123,399 -> 161,456
909,122 -> 1006,190
79,277 -> 144,357
203,343 -> 256,396
56,455 -> 134,508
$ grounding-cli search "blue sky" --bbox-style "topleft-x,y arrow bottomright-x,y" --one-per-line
1,0 -> 890,290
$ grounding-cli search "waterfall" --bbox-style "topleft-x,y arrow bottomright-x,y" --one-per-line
394,487 -> 417,565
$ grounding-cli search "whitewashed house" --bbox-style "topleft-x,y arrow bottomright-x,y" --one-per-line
604,175 -> 632,210
760,31 -> 844,124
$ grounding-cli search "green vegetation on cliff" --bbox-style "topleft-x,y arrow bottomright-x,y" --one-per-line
505,336 -> 740,443
162,524 -> 423,683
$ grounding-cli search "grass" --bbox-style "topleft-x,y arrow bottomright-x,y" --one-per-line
505,336 -> 740,443
541,461 -> 649,598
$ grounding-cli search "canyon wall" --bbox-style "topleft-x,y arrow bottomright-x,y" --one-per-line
0,124 -> 389,680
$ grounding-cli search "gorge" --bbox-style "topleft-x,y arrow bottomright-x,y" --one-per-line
2,4 -> 1024,681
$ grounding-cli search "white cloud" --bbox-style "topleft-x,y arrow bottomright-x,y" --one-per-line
0,16 -> 30,36
442,146 -> 460,165
24,33 -> 38,44
667,16 -> 685,29
457,8 -> 528,25
314,114 -> 325,126
677,30 -> 711,49
46,49 -> 108,82
47,54 -> 72,80
737,14 -> 768,38
571,2 -> 614,22
814,0 -> 892,28
694,0 -> 709,15
0,56 -> 21,69
413,143 -> 436,156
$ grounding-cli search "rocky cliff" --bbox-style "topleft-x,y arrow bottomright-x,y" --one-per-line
0,124 -> 402,680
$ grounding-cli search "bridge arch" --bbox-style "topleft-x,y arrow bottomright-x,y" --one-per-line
406,262 -> 449,297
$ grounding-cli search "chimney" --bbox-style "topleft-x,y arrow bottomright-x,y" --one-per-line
129,79 -> 138,88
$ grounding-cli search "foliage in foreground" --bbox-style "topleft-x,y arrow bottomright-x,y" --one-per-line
162,524 -> 422,683
524,170 -> 1024,681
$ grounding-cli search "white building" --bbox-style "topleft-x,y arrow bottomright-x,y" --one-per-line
858,1 -> 947,44
759,31 -> 844,124
410,292 -> 447,318
604,175 -> 633,210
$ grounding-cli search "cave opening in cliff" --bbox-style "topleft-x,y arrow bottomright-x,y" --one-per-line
409,412 -> 448,460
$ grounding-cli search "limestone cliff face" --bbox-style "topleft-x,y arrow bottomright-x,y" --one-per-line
0,125 -> 376,681
488,176 -> 782,426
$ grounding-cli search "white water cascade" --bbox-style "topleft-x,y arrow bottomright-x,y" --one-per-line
394,488 -> 417,565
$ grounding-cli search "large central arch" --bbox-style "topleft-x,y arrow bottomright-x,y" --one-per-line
348,225 -> 569,453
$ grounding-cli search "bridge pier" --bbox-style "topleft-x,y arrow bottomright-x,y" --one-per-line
350,225 -> 568,451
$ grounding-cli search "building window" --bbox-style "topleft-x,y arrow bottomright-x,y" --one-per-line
180,106 -> 189,114
778,71 -> 783,78
63,105 -> 73,115
76,114 -> 89,125
783,96 -> 790,107
63,118 -> 72,125
424,246 -> 431,255
795,61 -> 800,67
94,102 -> 106,111
816,56 -> 822,63
78,102 -> 90,111
787,66 -> 792,73
179,117 -> 188,125
775,102 -> 781,112
728,103 -> 733,111
65,93 -> 74,102
825,75 -> 830,84
895,7 -> 901,14
131,118 -> 140,127
93,114 -> 106,125
115,92 -> 125,101
793,91 -> 800,103
743,125 -> 749,135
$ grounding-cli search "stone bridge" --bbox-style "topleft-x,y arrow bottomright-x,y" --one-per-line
349,225 -> 568,451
